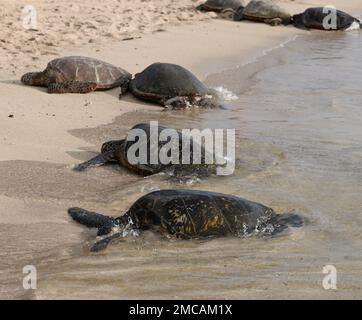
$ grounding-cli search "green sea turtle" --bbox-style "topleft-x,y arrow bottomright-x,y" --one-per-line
236,0 -> 291,26
293,7 -> 361,30
21,56 -> 132,94
74,123 -> 214,177
196,0 -> 244,20
130,63 -> 220,109
68,189 -> 304,252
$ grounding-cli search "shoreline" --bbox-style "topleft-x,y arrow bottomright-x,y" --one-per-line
1,0 -> 362,299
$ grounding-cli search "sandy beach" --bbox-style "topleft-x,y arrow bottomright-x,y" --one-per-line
1,0 -> 362,299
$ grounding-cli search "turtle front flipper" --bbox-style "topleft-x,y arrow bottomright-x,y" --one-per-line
74,151 -> 116,171
90,233 -> 124,252
164,95 -> 220,109
48,81 -> 98,94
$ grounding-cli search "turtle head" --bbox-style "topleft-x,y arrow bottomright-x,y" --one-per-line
21,72 -> 45,86
101,139 -> 125,160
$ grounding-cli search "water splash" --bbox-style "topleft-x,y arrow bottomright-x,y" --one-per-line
213,86 -> 238,101
346,21 -> 360,31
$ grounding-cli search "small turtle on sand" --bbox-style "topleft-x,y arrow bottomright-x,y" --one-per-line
68,189 -> 304,252
196,0 -> 245,20
130,63 -> 220,109
21,56 -> 132,94
74,123 -> 214,177
293,7 -> 361,31
236,0 -> 291,26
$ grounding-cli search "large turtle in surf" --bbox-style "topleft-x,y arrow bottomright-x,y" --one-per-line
130,63 -> 220,109
21,56 -> 132,94
236,0 -> 291,26
196,0 -> 245,20
74,123 -> 215,177
68,189 -> 304,252
292,7 -> 361,31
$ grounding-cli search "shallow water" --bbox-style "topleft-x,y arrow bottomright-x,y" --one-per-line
1,30 -> 362,299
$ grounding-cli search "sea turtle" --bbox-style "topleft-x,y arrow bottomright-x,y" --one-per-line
74,123 -> 214,177
21,56 -> 132,94
130,63 -> 220,109
196,0 -> 244,20
68,189 -> 304,252
292,7 -> 361,31
236,0 -> 291,26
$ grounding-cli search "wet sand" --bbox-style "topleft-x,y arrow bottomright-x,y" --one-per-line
0,0 -> 362,299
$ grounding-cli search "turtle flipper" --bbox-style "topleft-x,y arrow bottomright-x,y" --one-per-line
48,81 -> 98,94
265,18 -> 283,26
73,151 -> 115,172
90,233 -> 124,252
68,207 -> 116,229
164,95 -> 219,109
195,4 -> 204,11
220,9 -> 237,21
233,7 -> 244,21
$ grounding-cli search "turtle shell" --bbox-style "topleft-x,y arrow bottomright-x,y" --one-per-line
199,0 -> 244,12
130,63 -> 210,105
46,56 -> 131,89
295,7 -> 358,30
124,189 -> 277,237
115,123 -> 211,176
243,0 -> 290,22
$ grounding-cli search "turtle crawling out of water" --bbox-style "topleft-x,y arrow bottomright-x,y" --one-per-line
21,56 -> 132,94
130,63 -> 220,109
74,123 -> 214,177
196,0 -> 245,20
68,189 -> 304,252
236,0 -> 291,26
292,7 -> 361,31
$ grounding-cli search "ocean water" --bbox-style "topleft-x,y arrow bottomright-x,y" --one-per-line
1,30 -> 362,299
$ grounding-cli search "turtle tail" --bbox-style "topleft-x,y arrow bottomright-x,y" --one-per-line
68,207 -> 116,232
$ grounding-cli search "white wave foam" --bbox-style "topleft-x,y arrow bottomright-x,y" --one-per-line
213,86 -> 238,101
346,21 -> 361,31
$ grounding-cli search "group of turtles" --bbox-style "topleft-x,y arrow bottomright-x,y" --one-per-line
21,58 -> 220,109
197,0 -> 361,29
20,0 -> 360,251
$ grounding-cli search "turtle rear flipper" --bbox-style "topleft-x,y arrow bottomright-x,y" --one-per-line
233,7 -> 244,21
68,207 -> 116,229
219,8 -> 237,21
48,81 -> 98,94
73,151 -> 116,172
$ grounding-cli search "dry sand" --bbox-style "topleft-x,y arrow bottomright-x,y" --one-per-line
0,0 -> 361,299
